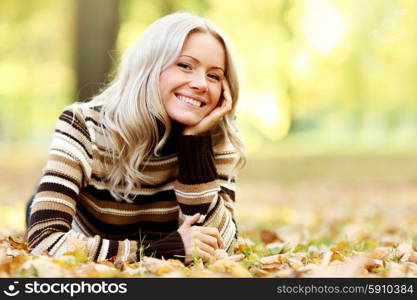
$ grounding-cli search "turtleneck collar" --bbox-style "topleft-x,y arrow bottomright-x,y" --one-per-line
156,120 -> 186,156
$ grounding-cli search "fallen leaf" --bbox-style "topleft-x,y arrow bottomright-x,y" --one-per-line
260,230 -> 282,244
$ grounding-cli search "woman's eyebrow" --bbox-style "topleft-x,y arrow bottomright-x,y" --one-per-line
179,55 -> 225,73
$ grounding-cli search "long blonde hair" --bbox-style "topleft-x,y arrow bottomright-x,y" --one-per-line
72,11 -> 245,201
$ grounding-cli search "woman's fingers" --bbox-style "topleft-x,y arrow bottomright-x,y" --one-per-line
194,248 -> 212,262
222,80 -> 232,106
193,231 -> 219,249
197,226 -> 224,249
190,240 -> 212,262
193,80 -> 232,126
182,213 -> 200,227
182,80 -> 232,135
196,240 -> 215,256
181,225 -> 225,264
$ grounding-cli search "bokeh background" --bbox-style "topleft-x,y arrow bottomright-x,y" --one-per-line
1,0 -> 417,236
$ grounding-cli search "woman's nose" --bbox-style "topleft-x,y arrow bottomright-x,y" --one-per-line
188,72 -> 208,92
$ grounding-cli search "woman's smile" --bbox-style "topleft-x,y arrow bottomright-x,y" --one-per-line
175,93 -> 207,108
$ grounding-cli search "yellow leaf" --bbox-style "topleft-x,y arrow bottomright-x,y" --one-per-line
337,241 -> 348,250
209,259 -> 252,277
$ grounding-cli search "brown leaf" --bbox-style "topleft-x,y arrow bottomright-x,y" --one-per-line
7,236 -> 27,250
260,230 -> 282,244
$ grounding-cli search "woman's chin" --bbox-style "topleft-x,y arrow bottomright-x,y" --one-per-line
174,119 -> 200,127
170,114 -> 203,127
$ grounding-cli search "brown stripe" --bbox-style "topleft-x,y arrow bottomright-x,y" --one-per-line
106,240 -> 119,259
93,238 -> 103,261
31,200 -> 75,216
30,209 -> 73,227
178,202 -> 211,216
78,195 -> 178,225
214,157 -> 235,165
37,182 -> 77,200
80,192 -> 178,211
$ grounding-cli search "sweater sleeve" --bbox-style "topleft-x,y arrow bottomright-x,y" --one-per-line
27,109 -> 185,263
174,134 -> 239,254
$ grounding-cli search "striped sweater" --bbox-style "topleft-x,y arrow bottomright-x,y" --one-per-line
27,106 -> 239,264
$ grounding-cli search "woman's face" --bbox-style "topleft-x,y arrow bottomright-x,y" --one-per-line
160,32 -> 226,126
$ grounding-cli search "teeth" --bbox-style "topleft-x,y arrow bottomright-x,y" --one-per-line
177,95 -> 203,107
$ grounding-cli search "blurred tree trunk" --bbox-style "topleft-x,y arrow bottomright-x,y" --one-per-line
277,0 -> 295,135
75,0 -> 120,102
154,0 -> 209,16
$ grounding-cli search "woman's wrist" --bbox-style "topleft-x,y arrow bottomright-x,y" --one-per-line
182,128 -> 197,136
182,127 -> 207,136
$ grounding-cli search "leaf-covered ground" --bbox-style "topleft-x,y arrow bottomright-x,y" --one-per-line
1,155 -> 417,277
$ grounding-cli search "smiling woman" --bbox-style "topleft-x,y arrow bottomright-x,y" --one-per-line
26,12 -> 246,265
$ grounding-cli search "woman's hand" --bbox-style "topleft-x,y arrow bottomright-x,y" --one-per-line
177,213 -> 225,264
182,80 -> 232,136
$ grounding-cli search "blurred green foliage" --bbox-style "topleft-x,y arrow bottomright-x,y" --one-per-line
1,0 -> 417,156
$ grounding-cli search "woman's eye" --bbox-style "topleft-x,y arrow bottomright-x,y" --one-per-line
177,62 -> 192,70
208,74 -> 221,81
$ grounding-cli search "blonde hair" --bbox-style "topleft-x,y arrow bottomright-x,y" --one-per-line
72,11 -> 245,201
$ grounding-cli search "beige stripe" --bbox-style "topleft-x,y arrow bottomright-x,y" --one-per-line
47,152 -> 82,171
35,191 -> 77,207
97,239 -> 109,261
214,157 -> 235,165
116,240 -> 126,261
122,239 -> 130,262
86,235 -> 100,259
175,187 -> 220,198
203,199 -> 224,229
127,240 -> 138,263
174,180 -> 219,193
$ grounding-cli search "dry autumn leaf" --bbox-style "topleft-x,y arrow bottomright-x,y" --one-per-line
260,229 -> 282,244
